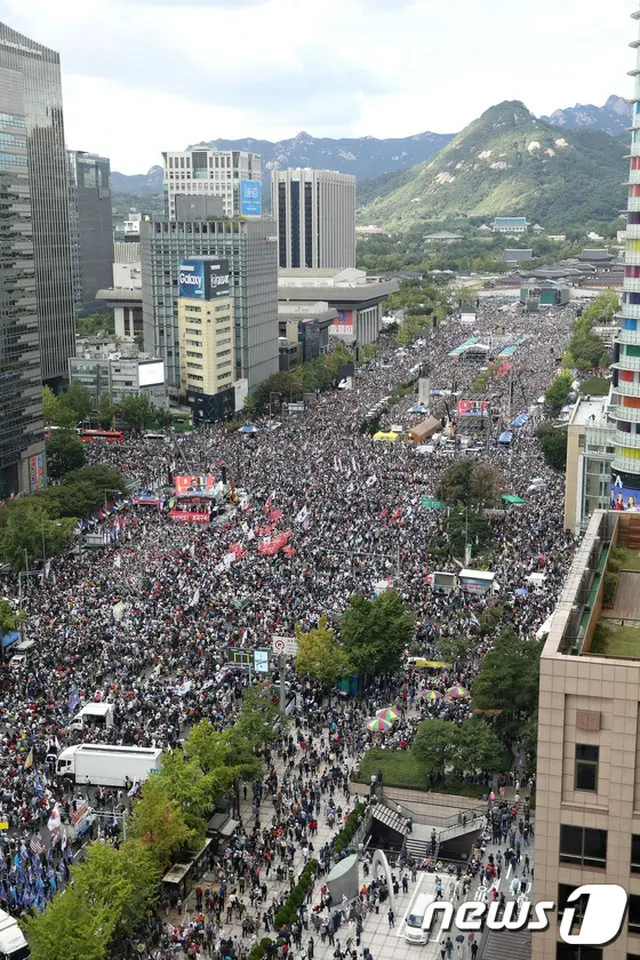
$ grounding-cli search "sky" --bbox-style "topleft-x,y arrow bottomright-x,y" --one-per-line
0,0 -> 635,174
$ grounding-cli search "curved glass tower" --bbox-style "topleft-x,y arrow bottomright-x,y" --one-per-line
611,8 -> 640,502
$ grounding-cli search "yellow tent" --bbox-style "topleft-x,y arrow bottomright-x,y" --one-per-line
373,431 -> 399,441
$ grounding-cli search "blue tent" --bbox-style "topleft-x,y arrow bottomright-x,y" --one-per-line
409,405 -> 428,414
1,631 -> 19,651
498,431 -> 513,445
239,425 -> 260,434
511,413 -> 528,429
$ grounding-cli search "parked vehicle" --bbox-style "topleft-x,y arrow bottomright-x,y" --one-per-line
404,893 -> 436,944
68,702 -> 114,732
56,744 -> 162,788
0,908 -> 29,959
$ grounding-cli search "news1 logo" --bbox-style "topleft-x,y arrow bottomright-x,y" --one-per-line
424,885 -> 628,946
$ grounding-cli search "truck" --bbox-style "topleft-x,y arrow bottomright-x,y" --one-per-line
68,702 -> 114,733
0,908 -> 29,959
56,743 -> 163,788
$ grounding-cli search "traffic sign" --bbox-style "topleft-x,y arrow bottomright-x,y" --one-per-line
254,650 -> 269,674
272,636 -> 298,656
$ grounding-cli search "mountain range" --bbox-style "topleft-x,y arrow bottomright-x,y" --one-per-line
540,94 -> 630,136
359,101 -> 628,231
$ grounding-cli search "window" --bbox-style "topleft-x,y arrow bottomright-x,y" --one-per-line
574,745 -> 598,792
631,895 -> 640,935
557,885 -> 589,921
632,836 -> 640,874
578,435 -> 586,449
556,947 -> 602,960
559,825 -> 607,869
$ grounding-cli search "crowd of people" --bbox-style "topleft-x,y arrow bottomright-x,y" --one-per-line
0,297 -> 582,952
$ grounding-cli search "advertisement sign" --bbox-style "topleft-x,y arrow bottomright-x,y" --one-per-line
179,259 -> 206,299
329,310 -> 354,337
610,482 -> 640,511
205,259 -> 230,299
240,180 -> 262,216
138,361 -> 165,387
174,475 -> 216,497
29,453 -> 44,491
457,399 -> 488,417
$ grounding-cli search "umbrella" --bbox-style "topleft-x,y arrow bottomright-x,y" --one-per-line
239,425 -> 260,434
422,690 -> 444,702
375,707 -> 401,722
365,716 -> 392,732
447,686 -> 470,699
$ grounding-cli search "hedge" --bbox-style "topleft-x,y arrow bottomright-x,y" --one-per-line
333,803 -> 366,856
272,859 -> 319,931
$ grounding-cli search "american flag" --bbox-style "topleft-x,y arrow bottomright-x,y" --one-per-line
29,835 -> 44,856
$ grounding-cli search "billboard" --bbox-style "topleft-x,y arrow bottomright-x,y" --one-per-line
610,484 -> 640,511
330,310 -> 354,337
205,258 -> 230,299
240,180 -> 262,216
178,259 -> 206,299
175,475 -> 216,497
29,453 -> 44,491
138,361 -> 165,387
457,399 -> 488,417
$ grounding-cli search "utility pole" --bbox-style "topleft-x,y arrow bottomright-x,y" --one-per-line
279,653 -> 286,717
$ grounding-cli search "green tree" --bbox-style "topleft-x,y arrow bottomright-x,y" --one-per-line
0,599 -> 24,662
59,381 -> 92,424
96,392 -> 117,429
46,430 -> 85,480
437,458 -> 502,507
42,385 -> 61,426
295,614 -> 352,702
341,590 -> 415,682
120,394 -> 151,433
0,501 -> 76,571
23,885 -> 116,960
153,406 -> 173,429
74,840 -> 159,938
128,776 -> 194,870
156,749 -> 216,836
76,310 -> 115,337
472,626 -> 543,741
447,507 -> 491,559
535,423 -> 568,471
544,372 -> 573,411
233,683 -> 285,747
412,718 -> 460,783
452,717 -> 509,779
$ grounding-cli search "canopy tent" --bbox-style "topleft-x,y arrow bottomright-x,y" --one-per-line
409,405 -> 428,414
501,494 -> 525,505
498,431 -> 513,444
408,417 -> 441,443
511,412 -> 529,429
239,425 -> 260,434
373,431 -> 399,441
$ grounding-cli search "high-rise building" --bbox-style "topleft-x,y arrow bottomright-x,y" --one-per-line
162,148 -> 261,220
613,6 -> 640,502
140,218 -> 279,389
67,151 -> 114,316
177,258 -> 235,397
0,65 -> 46,495
272,168 -> 356,270
0,22 -> 75,387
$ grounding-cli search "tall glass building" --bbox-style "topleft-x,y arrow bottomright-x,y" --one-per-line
0,22 -> 75,387
0,65 -> 46,495
68,151 -> 114,315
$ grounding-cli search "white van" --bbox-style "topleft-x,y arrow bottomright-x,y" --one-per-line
404,893 -> 435,944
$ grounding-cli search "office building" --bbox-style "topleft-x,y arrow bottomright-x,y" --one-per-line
534,507 -> 640,960
69,339 -> 166,406
272,169 -> 356,270
0,22 -> 75,387
563,396 -> 615,534
163,148 -> 261,220
0,65 -> 46,496
96,242 -> 143,343
140,218 -> 279,389
177,258 -> 235,399
277,268 -> 398,346
68,150 -> 114,315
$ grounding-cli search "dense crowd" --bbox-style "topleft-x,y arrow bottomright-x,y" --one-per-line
0,297 -> 579,935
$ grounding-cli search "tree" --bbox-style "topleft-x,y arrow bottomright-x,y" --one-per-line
156,748 -> 217,836
128,776 -> 194,870
447,507 -> 491,559
452,717 -> 509,779
412,719 -> 460,782
42,385 -> 60,426
96,393 -> 117,429
472,626 -> 543,742
46,430 -> 85,479
536,423 -> 568,472
76,310 -> 115,337
295,615 -> 352,700
0,501 -> 76,571
544,372 -> 573,411
0,599 -> 23,662
23,884 -> 116,960
120,394 -> 150,433
153,406 -> 173,429
74,840 -> 159,938
233,683 -> 285,747
341,590 -> 415,682
437,458 -> 502,507
59,381 -> 92,425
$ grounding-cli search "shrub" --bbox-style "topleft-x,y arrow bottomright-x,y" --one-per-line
603,571 -> 619,606
272,861 -> 318,931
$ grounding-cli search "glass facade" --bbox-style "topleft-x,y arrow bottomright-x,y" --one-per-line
67,151 -> 114,315
0,65 -> 45,495
0,22 -> 75,385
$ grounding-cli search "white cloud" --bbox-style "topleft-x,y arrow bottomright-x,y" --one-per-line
0,0 -> 634,172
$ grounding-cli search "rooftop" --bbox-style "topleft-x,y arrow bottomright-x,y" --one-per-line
568,396 -> 609,428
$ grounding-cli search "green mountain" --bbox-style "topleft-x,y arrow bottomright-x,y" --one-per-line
359,101 -> 628,231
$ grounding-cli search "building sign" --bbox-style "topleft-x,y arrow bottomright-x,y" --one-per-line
240,180 -> 262,216
29,453 -> 44,491
329,310 -> 354,337
205,258 -> 230,299
179,259 -> 206,299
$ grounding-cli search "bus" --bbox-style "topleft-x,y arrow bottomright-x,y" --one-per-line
78,429 -> 124,443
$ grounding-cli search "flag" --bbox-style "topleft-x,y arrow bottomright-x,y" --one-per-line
295,506 -> 309,525
470,613 -> 480,628
30,835 -> 44,856
67,686 -> 80,715
47,806 -> 60,835
114,555 -> 121,569
24,748 -> 33,771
